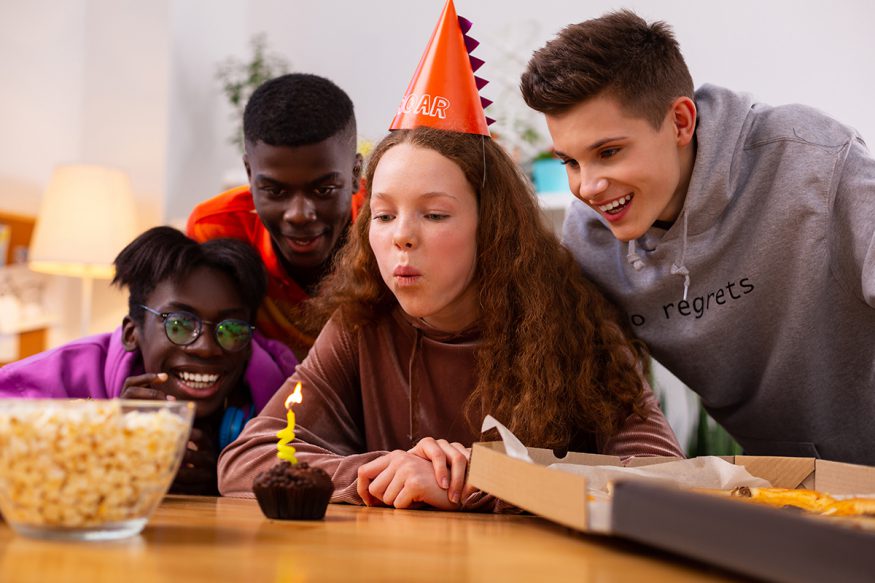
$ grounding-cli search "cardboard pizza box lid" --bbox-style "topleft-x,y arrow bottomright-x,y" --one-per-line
469,441 -> 875,583
815,459 -> 875,494
611,480 -> 875,583
733,455 -> 815,489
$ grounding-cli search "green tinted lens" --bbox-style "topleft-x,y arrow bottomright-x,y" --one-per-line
164,313 -> 199,345
215,319 -> 252,352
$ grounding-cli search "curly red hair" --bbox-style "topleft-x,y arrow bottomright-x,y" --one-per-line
310,127 -> 647,448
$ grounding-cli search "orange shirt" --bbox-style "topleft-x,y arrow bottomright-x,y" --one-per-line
186,185 -> 365,356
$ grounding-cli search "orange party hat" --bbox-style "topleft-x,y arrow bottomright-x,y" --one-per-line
389,0 -> 493,136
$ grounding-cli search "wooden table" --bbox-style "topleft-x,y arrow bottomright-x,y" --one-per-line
0,496 -> 749,582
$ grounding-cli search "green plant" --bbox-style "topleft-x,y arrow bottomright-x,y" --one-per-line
216,34 -> 291,152
532,148 -> 557,162
490,111 -> 552,168
688,402 -> 744,457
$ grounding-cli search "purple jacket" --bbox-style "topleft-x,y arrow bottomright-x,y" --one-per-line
0,327 -> 297,412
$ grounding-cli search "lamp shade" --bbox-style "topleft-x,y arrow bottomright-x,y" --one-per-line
29,164 -> 139,279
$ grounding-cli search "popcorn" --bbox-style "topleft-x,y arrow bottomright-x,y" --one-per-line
0,400 -> 190,529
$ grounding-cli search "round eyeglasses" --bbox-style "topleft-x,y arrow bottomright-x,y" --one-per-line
138,305 -> 255,352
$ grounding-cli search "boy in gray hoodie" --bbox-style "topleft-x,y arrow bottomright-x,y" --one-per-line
520,10 -> 875,465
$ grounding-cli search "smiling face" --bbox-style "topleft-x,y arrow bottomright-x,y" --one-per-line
245,135 -> 361,288
122,266 -> 252,418
368,143 -> 480,333
545,93 -> 696,241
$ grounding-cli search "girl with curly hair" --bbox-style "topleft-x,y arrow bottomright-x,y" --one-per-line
218,127 -> 681,510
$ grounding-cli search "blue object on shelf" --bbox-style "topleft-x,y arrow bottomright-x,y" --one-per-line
531,158 -> 568,193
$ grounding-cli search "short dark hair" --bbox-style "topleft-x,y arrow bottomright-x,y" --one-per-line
243,73 -> 356,149
520,10 -> 694,127
112,227 -> 267,323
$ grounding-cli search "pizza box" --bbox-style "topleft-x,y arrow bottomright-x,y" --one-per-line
468,440 -> 875,583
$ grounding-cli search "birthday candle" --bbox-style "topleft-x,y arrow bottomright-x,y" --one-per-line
276,382 -> 303,463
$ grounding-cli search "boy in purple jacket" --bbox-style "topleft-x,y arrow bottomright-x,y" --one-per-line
0,227 -> 297,494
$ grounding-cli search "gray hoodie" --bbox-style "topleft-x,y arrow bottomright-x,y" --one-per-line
563,84 -> 875,465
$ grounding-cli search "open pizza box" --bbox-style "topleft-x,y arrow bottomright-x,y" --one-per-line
468,418 -> 875,583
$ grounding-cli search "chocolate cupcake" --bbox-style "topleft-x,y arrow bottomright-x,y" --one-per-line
252,461 -> 333,520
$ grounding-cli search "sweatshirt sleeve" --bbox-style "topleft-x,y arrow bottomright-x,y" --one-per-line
600,376 -> 684,459
0,339 -> 113,400
245,333 -> 299,412
217,314 -> 387,503
830,135 -> 875,308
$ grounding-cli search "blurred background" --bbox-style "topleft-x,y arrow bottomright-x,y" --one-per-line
1,0 -> 873,451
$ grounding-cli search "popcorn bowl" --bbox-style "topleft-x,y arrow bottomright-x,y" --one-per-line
0,399 -> 194,541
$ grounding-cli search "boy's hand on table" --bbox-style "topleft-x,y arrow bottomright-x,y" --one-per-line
170,426 -> 218,495
122,373 -> 218,495
357,450 -> 459,511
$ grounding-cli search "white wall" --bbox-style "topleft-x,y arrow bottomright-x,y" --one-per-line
6,0 -> 874,228
0,0 -> 88,216
0,0 -> 169,223
1,0 -> 874,348
0,0 -> 170,346
165,0 -> 875,225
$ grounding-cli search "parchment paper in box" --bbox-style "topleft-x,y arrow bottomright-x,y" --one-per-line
470,416 -> 767,531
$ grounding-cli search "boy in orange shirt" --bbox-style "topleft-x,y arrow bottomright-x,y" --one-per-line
187,73 -> 363,358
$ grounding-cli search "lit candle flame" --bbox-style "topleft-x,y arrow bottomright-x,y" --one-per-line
284,382 -> 303,409
277,382 -> 303,464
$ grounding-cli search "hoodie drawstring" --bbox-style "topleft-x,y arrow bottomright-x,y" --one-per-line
407,327 -> 423,445
670,208 -> 691,301
626,239 -> 645,271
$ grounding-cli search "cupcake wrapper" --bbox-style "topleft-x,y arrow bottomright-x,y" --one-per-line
254,483 -> 332,520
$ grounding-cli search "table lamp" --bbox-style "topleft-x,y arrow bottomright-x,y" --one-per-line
28,164 -> 139,336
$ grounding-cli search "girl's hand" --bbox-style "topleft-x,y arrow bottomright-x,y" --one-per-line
120,372 -> 172,400
407,437 -> 471,505
357,450 -> 458,510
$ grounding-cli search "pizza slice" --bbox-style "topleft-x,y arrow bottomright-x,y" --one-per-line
730,486 -> 835,513
729,486 -> 875,517
821,497 -> 875,517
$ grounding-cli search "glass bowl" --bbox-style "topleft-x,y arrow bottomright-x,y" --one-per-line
0,399 -> 194,541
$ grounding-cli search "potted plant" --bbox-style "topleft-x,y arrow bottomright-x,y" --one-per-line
216,34 -> 291,153
530,149 -> 568,194
489,104 -> 567,194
